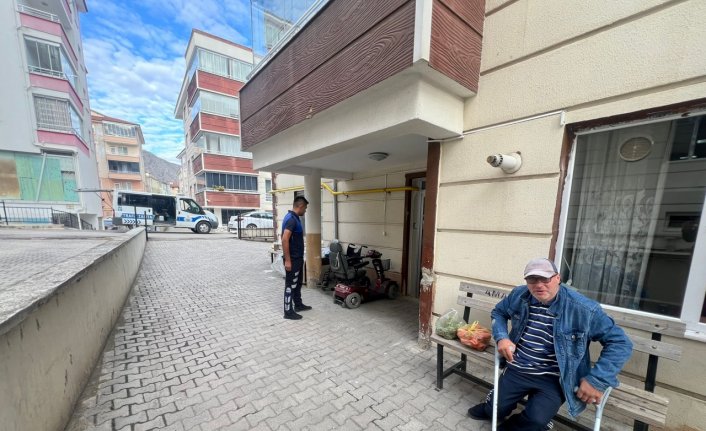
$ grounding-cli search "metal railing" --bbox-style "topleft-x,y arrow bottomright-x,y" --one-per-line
18,4 -> 60,22
28,65 -> 78,84
0,201 -> 94,230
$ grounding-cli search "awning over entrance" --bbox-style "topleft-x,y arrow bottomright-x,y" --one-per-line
240,0 -> 484,177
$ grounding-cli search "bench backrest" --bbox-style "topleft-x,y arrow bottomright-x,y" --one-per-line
457,282 -> 684,363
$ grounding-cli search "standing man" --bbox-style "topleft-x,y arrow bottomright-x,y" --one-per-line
282,196 -> 312,320
467,258 -> 633,430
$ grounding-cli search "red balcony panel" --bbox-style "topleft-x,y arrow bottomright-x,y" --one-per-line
203,154 -> 255,173
192,155 -> 203,174
194,192 -> 205,206
189,115 -> 200,140
200,113 -> 240,136
19,12 -> 79,65
204,191 -> 260,208
37,130 -> 89,155
29,73 -> 83,111
197,70 -> 243,96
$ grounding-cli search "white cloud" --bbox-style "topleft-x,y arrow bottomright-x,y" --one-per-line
81,0 -> 252,162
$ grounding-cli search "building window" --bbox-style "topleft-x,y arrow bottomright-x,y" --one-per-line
190,90 -> 239,120
196,172 -> 258,192
188,48 -> 253,82
560,114 -> 706,325
669,116 -> 706,161
194,132 -> 251,158
108,160 -> 140,173
25,38 -> 77,87
265,179 -> 272,201
114,182 -> 132,190
34,96 -> 83,139
104,122 -> 137,138
109,145 -> 129,155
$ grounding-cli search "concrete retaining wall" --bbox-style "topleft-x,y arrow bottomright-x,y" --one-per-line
0,228 -> 147,431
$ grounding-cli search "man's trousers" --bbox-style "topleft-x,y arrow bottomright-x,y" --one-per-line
283,257 -> 304,313
481,367 -> 564,431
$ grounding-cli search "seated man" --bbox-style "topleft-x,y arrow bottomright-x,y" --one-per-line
468,258 -> 633,431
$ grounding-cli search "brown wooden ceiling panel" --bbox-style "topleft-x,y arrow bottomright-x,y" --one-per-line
429,0 -> 482,92
241,1 -> 415,150
240,0 -> 410,122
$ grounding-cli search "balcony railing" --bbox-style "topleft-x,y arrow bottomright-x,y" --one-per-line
109,170 -> 141,175
37,122 -> 82,138
17,4 -> 60,23
29,65 -> 77,84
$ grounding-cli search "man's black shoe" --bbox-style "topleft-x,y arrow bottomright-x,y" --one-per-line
284,311 -> 303,320
294,304 -> 312,312
467,403 -> 491,421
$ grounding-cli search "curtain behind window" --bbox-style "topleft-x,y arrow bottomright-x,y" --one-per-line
562,122 -> 671,309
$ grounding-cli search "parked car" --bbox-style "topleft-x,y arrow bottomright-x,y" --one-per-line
228,211 -> 274,233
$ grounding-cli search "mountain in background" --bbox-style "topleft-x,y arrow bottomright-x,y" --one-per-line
142,150 -> 179,186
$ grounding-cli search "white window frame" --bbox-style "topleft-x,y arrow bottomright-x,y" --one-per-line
34,95 -> 83,139
25,37 -> 77,88
556,111 -> 706,340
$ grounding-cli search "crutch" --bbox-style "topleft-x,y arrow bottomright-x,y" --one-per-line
574,384 -> 613,431
492,347 -> 501,431
593,386 -> 612,431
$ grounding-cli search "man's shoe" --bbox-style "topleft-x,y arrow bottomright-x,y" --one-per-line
467,403 -> 491,421
284,311 -> 303,320
294,304 -> 312,312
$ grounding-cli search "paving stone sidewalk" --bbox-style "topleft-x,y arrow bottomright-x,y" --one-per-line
66,236 -> 492,431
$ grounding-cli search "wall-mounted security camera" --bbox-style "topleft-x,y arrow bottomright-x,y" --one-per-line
487,152 -> 522,174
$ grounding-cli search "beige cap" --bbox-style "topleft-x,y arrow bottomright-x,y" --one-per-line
524,258 -> 558,278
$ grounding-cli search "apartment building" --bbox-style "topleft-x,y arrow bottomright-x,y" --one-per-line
0,0 -> 101,227
91,111 -> 145,218
174,29 -> 272,227
240,1 -> 706,428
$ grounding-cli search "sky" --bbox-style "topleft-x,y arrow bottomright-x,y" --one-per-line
80,0 -> 253,163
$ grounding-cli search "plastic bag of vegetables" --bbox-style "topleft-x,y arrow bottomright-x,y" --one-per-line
457,321 -> 492,351
435,309 -> 465,339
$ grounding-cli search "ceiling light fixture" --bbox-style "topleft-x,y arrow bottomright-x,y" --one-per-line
368,152 -> 389,161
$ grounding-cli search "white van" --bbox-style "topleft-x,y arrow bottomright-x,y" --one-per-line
112,190 -> 219,234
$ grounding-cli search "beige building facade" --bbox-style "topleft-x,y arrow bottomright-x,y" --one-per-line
91,111 -> 145,218
242,1 -> 706,428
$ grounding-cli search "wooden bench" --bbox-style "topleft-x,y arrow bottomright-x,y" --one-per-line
431,282 -> 685,431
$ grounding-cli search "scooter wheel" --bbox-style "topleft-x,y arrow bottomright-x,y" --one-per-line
344,293 -> 362,309
386,282 -> 400,299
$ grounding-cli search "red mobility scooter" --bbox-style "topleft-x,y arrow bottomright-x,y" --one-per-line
329,241 -> 400,309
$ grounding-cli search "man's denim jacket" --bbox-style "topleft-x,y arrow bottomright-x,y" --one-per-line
491,283 -> 633,417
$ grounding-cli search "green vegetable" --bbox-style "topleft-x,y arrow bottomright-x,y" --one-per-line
435,309 -> 465,340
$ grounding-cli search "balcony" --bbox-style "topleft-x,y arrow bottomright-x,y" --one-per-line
196,190 -> 260,208
36,129 -> 89,155
106,154 -> 140,163
29,72 -> 82,112
18,4 -> 80,66
240,0 -> 484,177
108,171 -> 142,181
189,113 -> 240,139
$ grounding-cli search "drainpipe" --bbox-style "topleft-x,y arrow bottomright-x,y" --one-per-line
271,173 -> 278,243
